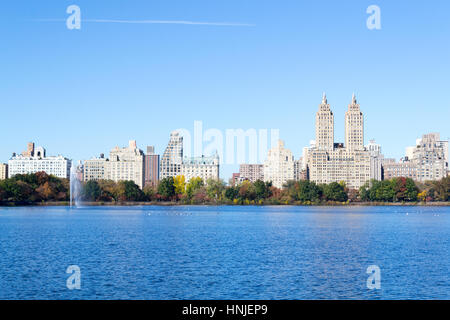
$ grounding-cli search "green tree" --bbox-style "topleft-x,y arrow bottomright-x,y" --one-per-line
0,180 -> 33,202
323,182 -> 348,202
82,180 -> 101,201
158,177 -> 176,200
225,186 -> 239,201
206,178 -> 226,201
404,178 -> 419,201
186,177 -> 204,199
254,180 -> 272,200
375,180 -> 396,202
297,180 -> 322,202
118,181 -> 143,201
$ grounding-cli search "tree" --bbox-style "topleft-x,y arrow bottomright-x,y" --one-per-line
35,171 -> 50,186
225,186 -> 239,201
192,186 -> 208,204
296,180 -> 322,202
173,175 -> 186,195
404,178 -> 419,201
239,180 -> 256,200
12,173 -> 38,188
206,178 -> 226,201
375,180 -> 396,202
143,184 -> 157,201
418,190 -> 427,202
36,181 -> 54,200
158,177 -> 176,200
359,182 -> 371,201
186,177 -> 204,199
0,180 -> 33,202
0,186 -> 6,202
323,182 -> 348,202
97,180 -> 119,201
117,181 -> 143,201
254,180 -> 272,200
82,180 -> 101,201
433,176 -> 450,201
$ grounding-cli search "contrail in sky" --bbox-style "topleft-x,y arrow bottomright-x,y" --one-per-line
34,18 -> 255,27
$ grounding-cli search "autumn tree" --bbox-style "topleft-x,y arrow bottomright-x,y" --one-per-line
186,177 -> 204,199
173,175 -> 186,195
206,178 -> 226,201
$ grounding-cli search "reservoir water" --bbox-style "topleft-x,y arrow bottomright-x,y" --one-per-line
0,205 -> 448,299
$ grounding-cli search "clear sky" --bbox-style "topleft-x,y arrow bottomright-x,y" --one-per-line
1,0 -> 449,180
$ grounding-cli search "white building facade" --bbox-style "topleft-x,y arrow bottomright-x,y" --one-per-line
84,155 -> 108,182
181,154 -> 220,183
105,140 -> 145,189
264,140 -> 295,188
8,145 -> 71,179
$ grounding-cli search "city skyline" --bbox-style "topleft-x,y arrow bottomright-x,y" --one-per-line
1,1 -> 450,180
3,96 -> 448,187
1,92 -> 449,182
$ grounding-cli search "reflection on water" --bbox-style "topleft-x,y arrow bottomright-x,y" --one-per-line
0,205 -> 448,299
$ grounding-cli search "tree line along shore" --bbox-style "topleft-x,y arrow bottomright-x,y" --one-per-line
0,172 -> 449,206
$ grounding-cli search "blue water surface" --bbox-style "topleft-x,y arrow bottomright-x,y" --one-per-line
0,205 -> 448,300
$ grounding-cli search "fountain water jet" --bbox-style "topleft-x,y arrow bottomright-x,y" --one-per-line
70,161 -> 82,208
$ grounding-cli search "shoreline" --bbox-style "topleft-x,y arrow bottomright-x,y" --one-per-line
1,201 -> 450,207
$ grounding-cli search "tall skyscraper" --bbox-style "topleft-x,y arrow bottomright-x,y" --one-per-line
366,139 -> 384,181
315,93 -> 334,151
345,94 -> 364,151
144,146 -> 160,186
307,94 -> 371,190
160,131 -> 183,179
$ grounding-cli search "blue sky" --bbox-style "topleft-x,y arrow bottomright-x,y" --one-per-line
1,0 -> 449,180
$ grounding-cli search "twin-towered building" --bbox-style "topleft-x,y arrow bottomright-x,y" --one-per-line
305,94 -> 448,188
235,94 -> 375,190
305,94 -> 372,189
3,94 -> 448,189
